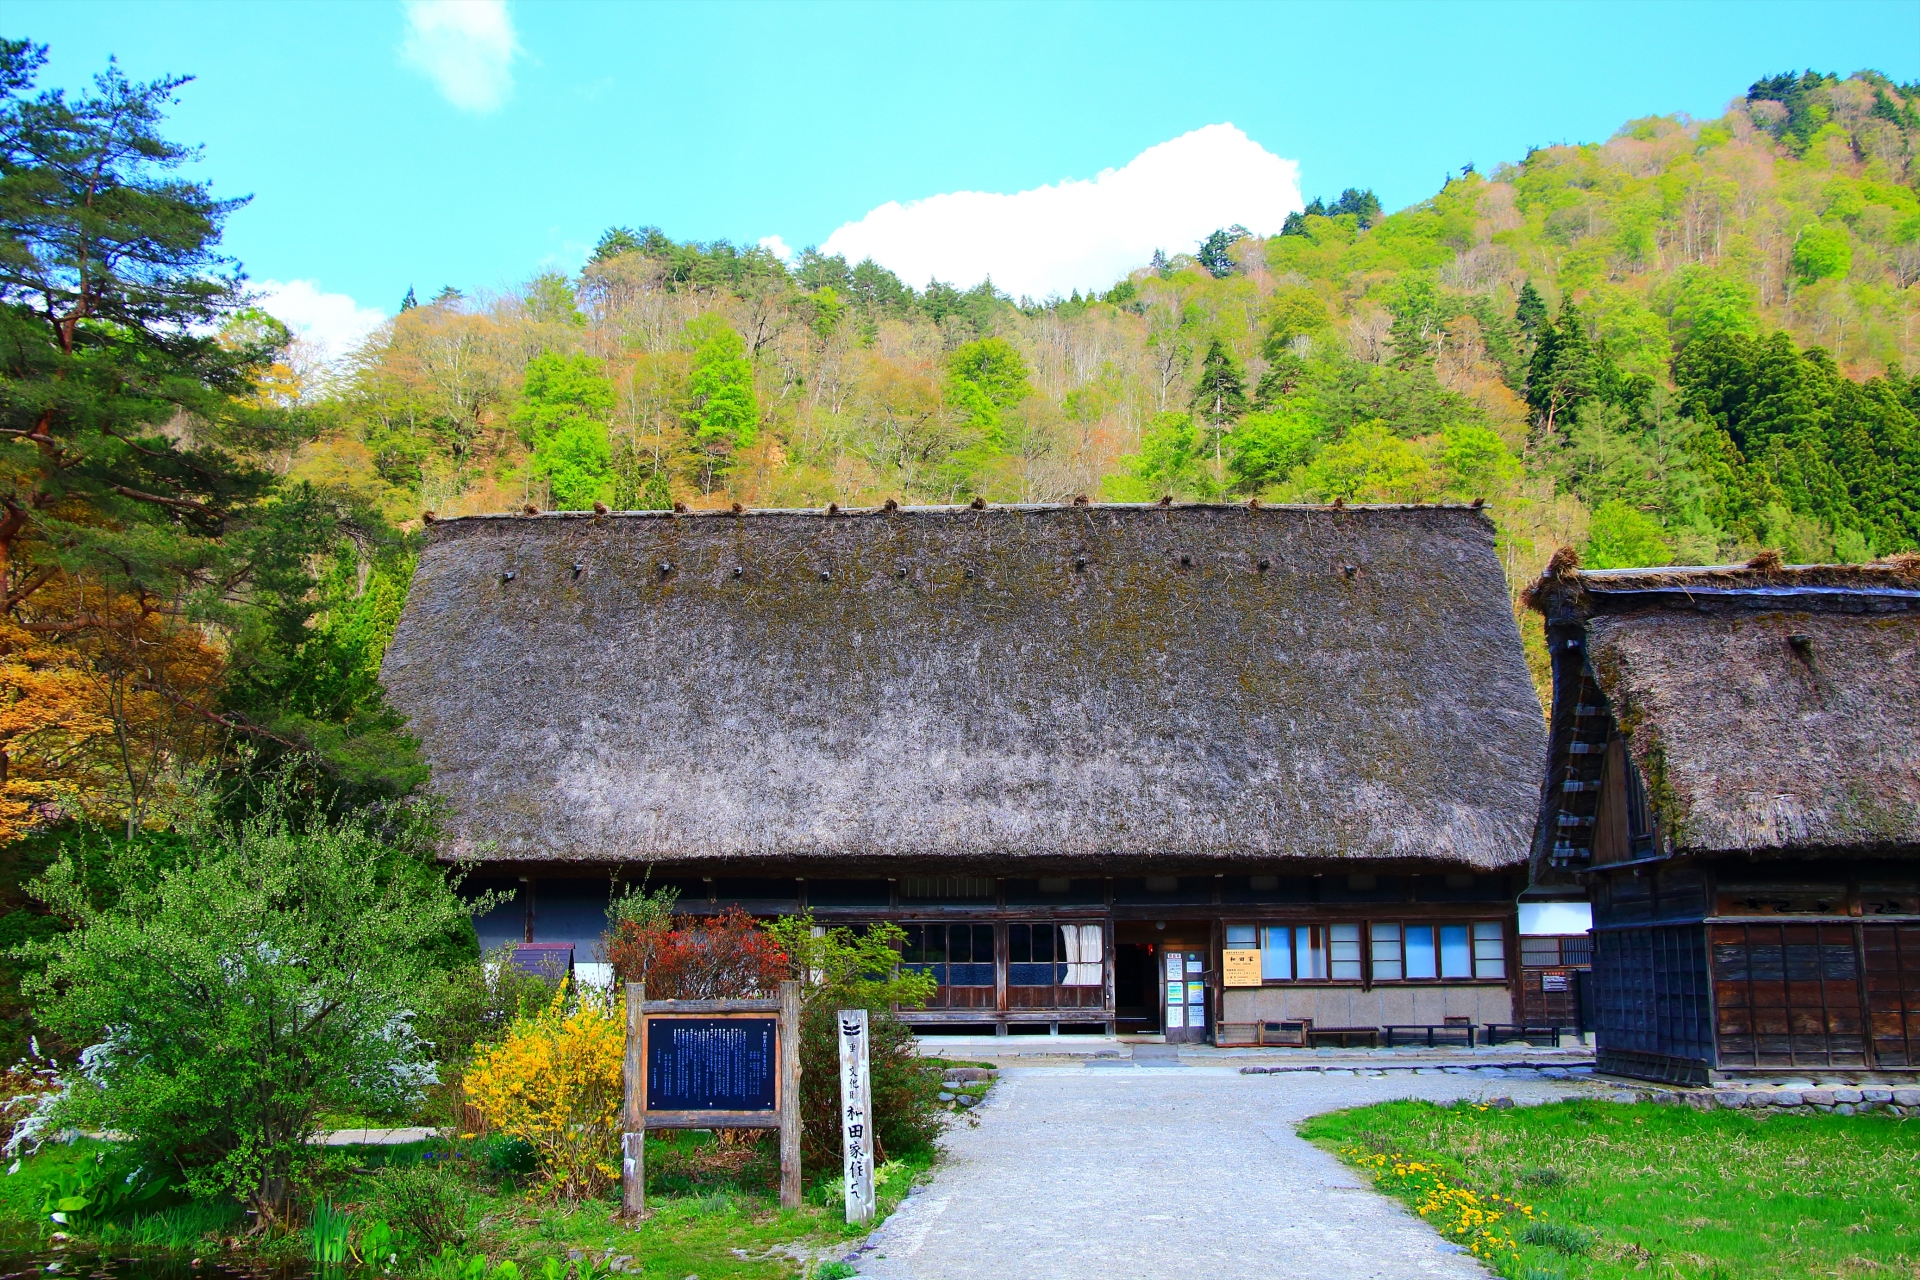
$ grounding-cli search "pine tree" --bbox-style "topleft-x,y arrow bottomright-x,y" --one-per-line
1190,338 -> 1249,479
1514,281 -> 1548,344
398,286 -> 417,312
1196,229 -> 1241,279
1525,301 -> 1596,434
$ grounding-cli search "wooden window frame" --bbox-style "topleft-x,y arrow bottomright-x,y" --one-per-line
1223,918 -> 1511,986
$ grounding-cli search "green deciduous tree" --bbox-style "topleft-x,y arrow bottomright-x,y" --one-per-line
1263,287 -> 1331,356
1299,421 -> 1434,502
24,790 -> 479,1217
512,353 -> 614,510
1439,424 -> 1520,497
1104,411 -> 1218,501
1227,405 -> 1323,494
946,338 -> 1032,416
681,316 -> 758,493
1792,223 -> 1853,282
1583,498 -> 1672,568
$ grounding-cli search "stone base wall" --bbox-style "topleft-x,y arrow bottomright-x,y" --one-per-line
1220,984 -> 1513,1028
1685,1085 -> 1920,1117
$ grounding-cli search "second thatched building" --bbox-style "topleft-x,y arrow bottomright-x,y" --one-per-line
1528,555 -> 1920,1083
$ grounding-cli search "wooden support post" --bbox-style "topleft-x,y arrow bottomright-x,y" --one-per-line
622,982 -> 645,1219
779,980 -> 802,1210
621,1131 -> 644,1219
837,1007 -> 875,1224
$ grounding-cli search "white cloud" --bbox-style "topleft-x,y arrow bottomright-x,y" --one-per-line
758,235 -> 795,264
400,0 -> 520,113
255,280 -> 388,362
817,124 -> 1303,301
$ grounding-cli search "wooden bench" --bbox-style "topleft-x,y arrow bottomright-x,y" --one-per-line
1217,1020 -> 1310,1048
1482,1023 -> 1573,1046
1383,1024 -> 1477,1047
1306,1026 -> 1381,1049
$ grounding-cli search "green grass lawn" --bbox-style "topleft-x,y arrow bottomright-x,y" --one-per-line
0,1131 -> 933,1279
1301,1099 -> 1920,1280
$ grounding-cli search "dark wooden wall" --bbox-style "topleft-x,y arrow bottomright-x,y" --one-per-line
1591,859 -> 1920,1081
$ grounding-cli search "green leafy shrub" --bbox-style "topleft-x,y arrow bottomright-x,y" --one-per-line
23,792 -> 480,1219
37,1148 -> 171,1226
361,1161 -> 471,1255
764,915 -> 946,1167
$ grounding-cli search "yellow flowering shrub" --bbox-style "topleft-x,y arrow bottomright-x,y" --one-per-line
1343,1146 -> 1530,1266
464,983 -> 625,1198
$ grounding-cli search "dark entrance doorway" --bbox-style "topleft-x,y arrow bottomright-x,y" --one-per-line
1115,942 -> 1159,1033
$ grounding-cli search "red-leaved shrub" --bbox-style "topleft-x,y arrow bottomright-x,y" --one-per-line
606,907 -> 789,999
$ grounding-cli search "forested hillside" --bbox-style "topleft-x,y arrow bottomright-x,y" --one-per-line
302,69 -> 1920,594
3,56 -> 1918,863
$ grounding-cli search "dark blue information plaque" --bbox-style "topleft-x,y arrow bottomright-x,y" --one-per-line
646,1017 -> 777,1112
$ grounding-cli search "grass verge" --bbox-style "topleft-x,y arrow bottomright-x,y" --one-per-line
0,1130 -> 933,1279
1301,1098 -> 1920,1280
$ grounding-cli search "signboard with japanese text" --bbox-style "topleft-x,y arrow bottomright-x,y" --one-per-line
645,1017 -> 776,1112
837,1008 -> 875,1225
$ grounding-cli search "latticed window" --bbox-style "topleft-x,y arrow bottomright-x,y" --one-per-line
900,923 -> 994,987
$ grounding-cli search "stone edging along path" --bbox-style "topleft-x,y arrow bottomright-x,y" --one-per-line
1641,1083 -> 1920,1117
1231,1060 -> 1920,1117
1238,1060 -> 1591,1078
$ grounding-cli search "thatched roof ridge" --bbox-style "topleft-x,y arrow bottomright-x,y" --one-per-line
384,504 -> 1545,869
427,498 -> 1499,526
1527,556 -> 1920,861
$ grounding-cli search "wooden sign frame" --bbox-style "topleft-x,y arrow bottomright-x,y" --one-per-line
622,980 -> 801,1217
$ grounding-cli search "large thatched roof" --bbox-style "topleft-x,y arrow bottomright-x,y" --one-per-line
1528,558 -> 1920,862
382,503 -> 1544,870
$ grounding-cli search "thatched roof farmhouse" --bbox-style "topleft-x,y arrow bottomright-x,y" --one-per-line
385,502 -> 1547,1040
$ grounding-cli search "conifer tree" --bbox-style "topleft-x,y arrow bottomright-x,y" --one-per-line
1514,281 -> 1548,344
1525,301 -> 1596,434
1190,338 -> 1248,478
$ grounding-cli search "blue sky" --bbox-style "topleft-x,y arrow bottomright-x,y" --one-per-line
6,0 -> 1917,351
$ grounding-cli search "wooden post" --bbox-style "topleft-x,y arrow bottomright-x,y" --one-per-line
622,982 -> 645,1219
837,1007 -> 875,1224
779,980 -> 802,1210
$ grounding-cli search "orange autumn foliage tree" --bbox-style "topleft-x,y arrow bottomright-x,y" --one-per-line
0,581 -> 229,842
0,618 -> 109,843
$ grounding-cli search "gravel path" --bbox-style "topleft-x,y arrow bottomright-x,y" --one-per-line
853,1059 -> 1602,1280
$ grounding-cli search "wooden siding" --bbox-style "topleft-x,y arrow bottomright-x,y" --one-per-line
1593,923 -> 1715,1084
1711,922 -> 1869,1069
1865,923 -> 1920,1068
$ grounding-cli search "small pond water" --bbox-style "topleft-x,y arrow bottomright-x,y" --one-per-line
0,1254 -> 313,1280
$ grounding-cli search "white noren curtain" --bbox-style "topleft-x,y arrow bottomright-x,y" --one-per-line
1062,924 -> 1104,986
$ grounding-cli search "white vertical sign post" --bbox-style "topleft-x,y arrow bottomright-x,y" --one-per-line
837,1007 -> 875,1225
